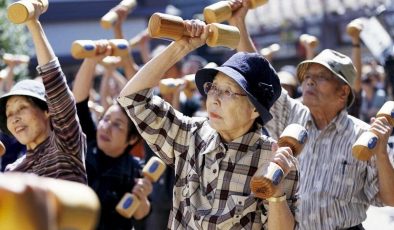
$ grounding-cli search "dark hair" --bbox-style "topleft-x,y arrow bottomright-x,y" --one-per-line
109,102 -> 141,143
26,96 -> 49,112
0,95 -> 49,135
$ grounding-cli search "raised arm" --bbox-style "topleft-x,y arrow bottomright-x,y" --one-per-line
23,2 -> 85,156
111,5 -> 139,79
228,0 -> 258,53
119,20 -> 209,97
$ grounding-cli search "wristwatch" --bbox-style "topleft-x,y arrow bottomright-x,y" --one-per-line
266,194 -> 286,203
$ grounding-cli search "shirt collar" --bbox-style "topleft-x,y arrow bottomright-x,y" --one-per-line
201,122 -> 265,156
306,109 -> 349,133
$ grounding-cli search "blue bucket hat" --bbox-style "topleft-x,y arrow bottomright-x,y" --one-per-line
195,52 -> 281,125
0,79 -> 47,135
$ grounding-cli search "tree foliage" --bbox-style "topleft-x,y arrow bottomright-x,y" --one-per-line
0,0 -> 32,77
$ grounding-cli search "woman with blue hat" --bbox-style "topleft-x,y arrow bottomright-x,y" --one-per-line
117,18 -> 298,229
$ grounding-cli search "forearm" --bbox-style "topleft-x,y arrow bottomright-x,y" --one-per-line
73,59 -> 97,102
26,20 -> 55,66
376,152 -> 394,206
267,201 -> 295,230
121,54 -> 139,79
119,42 -> 191,97
351,37 -> 362,93
233,21 -> 258,53
100,72 -> 112,110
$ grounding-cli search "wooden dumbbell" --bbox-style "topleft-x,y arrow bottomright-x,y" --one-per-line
299,34 -> 319,49
0,141 -> 5,157
71,39 -> 130,59
116,156 -> 166,218
250,124 -> 308,199
260,43 -> 280,60
159,78 -> 185,96
7,0 -> 48,24
352,101 -> 394,161
3,53 -> 30,65
346,18 -> 364,38
148,13 -> 240,49
182,74 -> 197,99
203,0 -> 268,24
100,0 -> 137,29
0,173 -> 100,230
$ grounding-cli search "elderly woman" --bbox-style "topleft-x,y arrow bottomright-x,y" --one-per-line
0,2 -> 86,183
72,54 -> 152,229
117,21 -> 298,229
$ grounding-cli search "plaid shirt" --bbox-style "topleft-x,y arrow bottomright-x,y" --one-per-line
118,89 -> 298,230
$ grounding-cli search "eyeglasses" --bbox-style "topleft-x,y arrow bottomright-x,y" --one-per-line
203,82 -> 247,100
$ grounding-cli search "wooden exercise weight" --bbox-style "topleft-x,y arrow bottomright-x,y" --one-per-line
116,156 -> 166,218
250,124 -> 308,199
7,0 -> 48,24
299,34 -> 319,49
346,18 -> 364,38
71,39 -> 130,59
148,13 -> 240,49
0,173 -> 100,230
100,0 -> 137,29
203,0 -> 268,24
352,101 -> 394,161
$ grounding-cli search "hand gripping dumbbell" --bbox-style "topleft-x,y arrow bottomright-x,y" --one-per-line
7,0 -> 48,24
346,18 -> 364,38
203,0 -> 268,24
250,124 -> 308,199
299,34 -> 319,50
115,156 -> 166,218
148,12 -> 240,49
100,0 -> 137,29
71,39 -> 130,59
352,101 -> 394,161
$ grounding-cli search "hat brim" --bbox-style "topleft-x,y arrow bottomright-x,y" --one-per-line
195,67 -> 273,125
296,60 -> 355,107
0,90 -> 46,135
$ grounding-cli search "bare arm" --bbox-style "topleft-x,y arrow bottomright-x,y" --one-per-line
228,0 -> 258,53
112,5 -> 139,79
267,145 -> 296,230
350,32 -> 362,94
371,116 -> 394,206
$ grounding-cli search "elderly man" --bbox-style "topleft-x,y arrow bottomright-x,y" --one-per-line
227,0 -> 394,229
117,20 -> 298,229
265,50 -> 394,229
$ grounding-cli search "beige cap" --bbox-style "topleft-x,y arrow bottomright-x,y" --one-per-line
297,49 -> 356,107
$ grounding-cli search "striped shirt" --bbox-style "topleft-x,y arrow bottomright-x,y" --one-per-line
265,90 -> 394,230
5,59 -> 87,184
118,89 -> 298,230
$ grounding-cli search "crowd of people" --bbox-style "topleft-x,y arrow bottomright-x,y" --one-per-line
0,0 -> 394,229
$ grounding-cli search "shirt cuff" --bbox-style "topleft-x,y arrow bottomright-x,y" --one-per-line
36,58 -> 60,75
117,88 -> 153,108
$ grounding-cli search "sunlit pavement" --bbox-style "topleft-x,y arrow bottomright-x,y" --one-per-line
363,206 -> 394,229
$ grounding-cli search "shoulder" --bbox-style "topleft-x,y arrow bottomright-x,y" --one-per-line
347,114 -> 370,133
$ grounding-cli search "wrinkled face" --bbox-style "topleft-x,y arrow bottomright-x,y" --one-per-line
205,73 -> 259,141
96,104 -> 131,158
301,64 -> 348,110
6,96 -> 50,150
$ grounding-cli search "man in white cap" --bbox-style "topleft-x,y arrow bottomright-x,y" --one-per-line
227,0 -> 394,229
